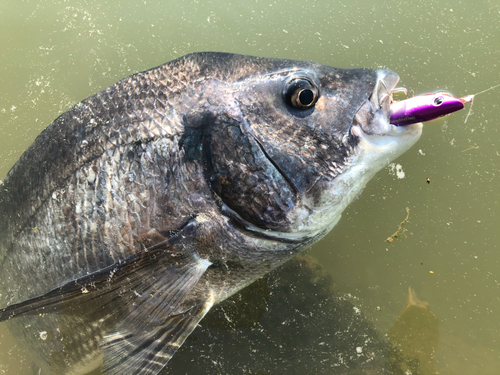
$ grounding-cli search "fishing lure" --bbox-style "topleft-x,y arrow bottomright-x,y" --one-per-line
390,83 -> 500,126
390,92 -> 472,126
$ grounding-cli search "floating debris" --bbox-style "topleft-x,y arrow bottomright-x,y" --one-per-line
386,208 -> 410,243
461,143 -> 479,152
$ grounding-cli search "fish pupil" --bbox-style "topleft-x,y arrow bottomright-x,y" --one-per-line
298,89 -> 314,107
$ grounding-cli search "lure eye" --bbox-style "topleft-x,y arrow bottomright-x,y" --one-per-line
283,78 -> 319,109
433,96 -> 444,106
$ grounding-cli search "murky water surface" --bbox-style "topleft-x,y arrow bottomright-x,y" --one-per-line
1,0 -> 499,374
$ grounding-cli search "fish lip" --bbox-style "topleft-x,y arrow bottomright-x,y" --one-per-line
353,69 -> 413,136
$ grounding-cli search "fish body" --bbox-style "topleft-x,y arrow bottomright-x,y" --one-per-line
0,53 -> 422,374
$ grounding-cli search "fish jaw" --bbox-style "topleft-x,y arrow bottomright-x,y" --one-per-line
292,125 -> 422,236
291,70 -> 423,235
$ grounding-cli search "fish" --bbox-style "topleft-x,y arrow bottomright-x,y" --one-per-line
0,52 -> 422,374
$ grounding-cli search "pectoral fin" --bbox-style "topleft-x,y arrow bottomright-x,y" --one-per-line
0,218 -> 215,374
99,249 -> 213,374
103,293 -> 214,375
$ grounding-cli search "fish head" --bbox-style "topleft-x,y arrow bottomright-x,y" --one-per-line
201,55 -> 422,240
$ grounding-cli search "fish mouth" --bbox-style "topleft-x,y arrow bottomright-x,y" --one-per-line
347,68 -> 422,177
352,69 -> 409,136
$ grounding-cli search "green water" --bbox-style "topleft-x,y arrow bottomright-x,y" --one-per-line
1,0 -> 499,373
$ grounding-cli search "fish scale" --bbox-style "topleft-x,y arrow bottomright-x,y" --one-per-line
2,68 -> 187,292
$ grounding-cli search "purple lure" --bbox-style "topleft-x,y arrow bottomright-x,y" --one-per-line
390,92 -> 472,126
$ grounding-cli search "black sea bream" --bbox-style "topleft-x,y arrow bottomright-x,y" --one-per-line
0,53 -> 422,374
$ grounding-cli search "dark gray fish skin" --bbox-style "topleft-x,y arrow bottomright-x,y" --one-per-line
0,52 -> 421,374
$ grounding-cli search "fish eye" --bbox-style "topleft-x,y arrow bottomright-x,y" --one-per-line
433,96 -> 444,106
283,78 -> 319,109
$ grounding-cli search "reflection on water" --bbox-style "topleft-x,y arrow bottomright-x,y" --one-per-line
387,288 -> 439,375
1,0 -> 500,373
166,255 -> 390,375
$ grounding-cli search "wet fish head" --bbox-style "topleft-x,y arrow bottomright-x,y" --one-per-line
194,55 -> 422,241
